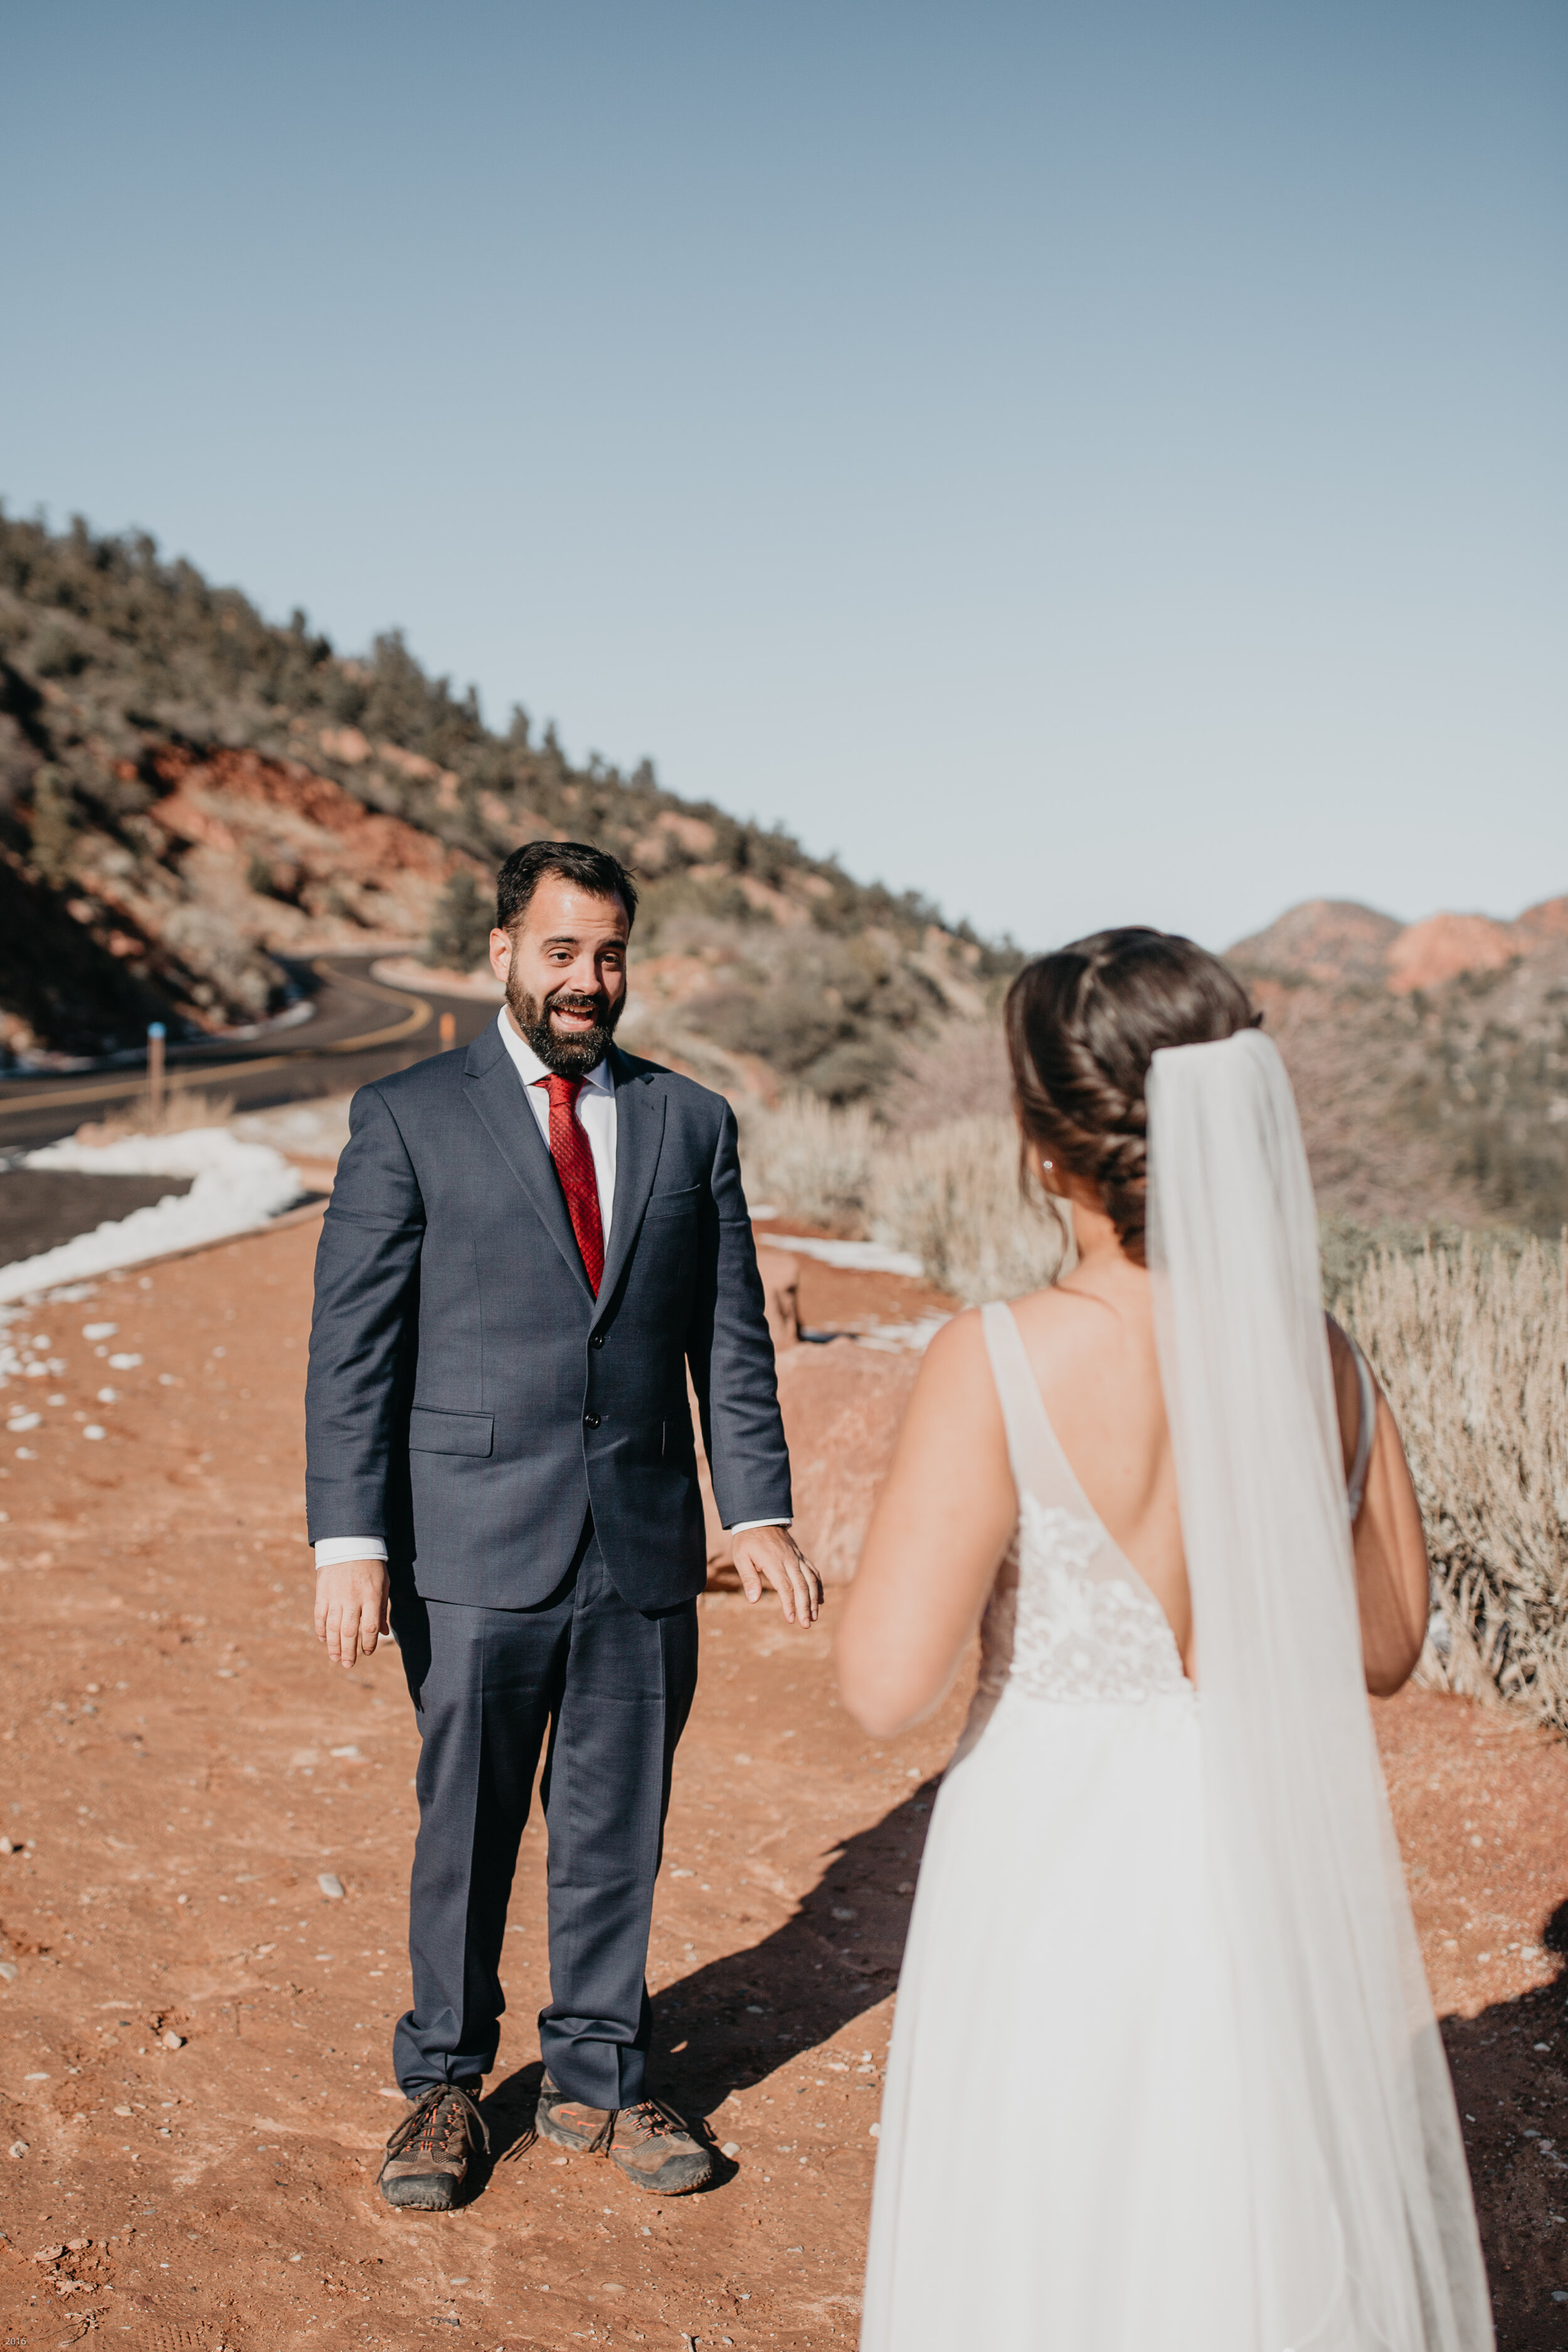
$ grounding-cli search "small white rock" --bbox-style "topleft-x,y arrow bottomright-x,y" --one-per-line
8,2140 -> 28,2158
0,1962 -> 19,1983
161,2029 -> 185,2050
83,1426 -> 106,1442
721,2139 -> 741,2158
82,1323 -> 118,1340
108,1353 -> 142,1370
318,1872 -> 345,1899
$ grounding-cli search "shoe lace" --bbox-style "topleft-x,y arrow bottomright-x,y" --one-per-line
388,2082 -> 490,2162
618,2096 -> 686,2141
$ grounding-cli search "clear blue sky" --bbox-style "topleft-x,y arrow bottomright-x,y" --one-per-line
4,1 -> 1562,950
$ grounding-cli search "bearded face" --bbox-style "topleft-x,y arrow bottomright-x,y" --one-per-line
506,967 -> 624,1078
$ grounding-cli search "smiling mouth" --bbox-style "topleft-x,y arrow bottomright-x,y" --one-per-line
551,1001 -> 601,1028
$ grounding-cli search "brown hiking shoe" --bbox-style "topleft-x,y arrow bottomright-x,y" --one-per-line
535,2075 -> 712,2193
534,2072 -> 615,2156
378,2082 -> 489,2210
607,2098 -> 714,2195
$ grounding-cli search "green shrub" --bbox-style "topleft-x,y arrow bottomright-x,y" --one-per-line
426,869 -> 494,971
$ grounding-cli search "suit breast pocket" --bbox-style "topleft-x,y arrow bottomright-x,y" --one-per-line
408,1407 -> 494,1458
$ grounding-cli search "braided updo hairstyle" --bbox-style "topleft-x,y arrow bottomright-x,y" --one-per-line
1005,928 -> 1259,1264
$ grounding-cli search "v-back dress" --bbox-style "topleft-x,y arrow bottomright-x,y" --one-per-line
860,1301 -> 1255,2351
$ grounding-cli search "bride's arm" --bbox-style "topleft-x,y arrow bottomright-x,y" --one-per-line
835,1310 -> 1018,1739
1326,1317 -> 1429,1698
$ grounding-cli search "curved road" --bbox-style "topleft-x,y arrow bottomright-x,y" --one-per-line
0,955 -> 499,1152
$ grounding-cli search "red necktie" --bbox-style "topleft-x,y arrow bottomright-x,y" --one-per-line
544,1074 -> 605,1296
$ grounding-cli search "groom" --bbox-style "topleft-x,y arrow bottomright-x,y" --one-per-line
305,839 -> 818,2209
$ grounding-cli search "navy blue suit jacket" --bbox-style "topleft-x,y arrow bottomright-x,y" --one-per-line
304,1022 -> 792,1610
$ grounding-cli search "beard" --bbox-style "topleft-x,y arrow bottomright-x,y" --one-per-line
506,972 -> 625,1078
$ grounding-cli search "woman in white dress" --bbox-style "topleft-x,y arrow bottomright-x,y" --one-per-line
837,930 -> 1491,2352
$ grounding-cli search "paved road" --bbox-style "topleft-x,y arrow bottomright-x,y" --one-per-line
0,955 -> 499,1152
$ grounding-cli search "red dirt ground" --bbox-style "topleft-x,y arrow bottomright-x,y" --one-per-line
1,1217 -> 1566,2349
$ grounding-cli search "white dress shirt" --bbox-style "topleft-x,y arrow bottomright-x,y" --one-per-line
315,1009 -> 785,1566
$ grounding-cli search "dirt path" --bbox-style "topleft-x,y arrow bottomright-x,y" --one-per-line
1,1221 -> 1566,2348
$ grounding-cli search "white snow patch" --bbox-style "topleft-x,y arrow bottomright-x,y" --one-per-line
0,1128 -> 305,1303
755,1229 -> 924,1278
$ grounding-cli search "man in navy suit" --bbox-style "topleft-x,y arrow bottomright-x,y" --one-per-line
305,840 -> 818,2208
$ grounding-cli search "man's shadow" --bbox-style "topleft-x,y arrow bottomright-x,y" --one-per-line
480,1780 -> 938,2178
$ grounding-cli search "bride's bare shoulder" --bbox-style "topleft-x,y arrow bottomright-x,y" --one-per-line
915,1303 -> 992,1382
1007,1281 -> 1122,1354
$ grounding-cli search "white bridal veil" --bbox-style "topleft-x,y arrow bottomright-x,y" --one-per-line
1146,1031 -> 1492,2352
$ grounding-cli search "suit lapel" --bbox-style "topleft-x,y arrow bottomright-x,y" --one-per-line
593,1049 -> 667,1324
462,1022 -> 595,1301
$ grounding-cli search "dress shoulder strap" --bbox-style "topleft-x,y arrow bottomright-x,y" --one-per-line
979,1300 -> 1069,1507
1345,1332 -> 1377,1520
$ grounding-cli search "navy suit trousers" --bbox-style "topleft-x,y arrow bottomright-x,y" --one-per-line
390,1524 -> 699,2107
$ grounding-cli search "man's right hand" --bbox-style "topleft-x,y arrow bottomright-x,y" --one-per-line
314,1558 -> 392,1670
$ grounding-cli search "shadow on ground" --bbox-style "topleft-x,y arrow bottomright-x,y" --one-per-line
1441,1899 -> 1568,2352
479,1801 -> 1568,2346
479,1782 -> 938,2177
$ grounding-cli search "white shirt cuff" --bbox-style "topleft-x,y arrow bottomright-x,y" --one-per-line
316,1525 -> 789,1560
314,1537 -> 388,1569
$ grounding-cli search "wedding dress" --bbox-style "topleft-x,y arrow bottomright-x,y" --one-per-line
860,1034 -> 1491,2352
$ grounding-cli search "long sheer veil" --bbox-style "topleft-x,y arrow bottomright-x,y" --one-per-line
1146,1030 -> 1491,2352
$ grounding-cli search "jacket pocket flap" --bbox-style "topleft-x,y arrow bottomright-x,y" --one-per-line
643,1182 -> 702,1213
408,1407 -> 494,1458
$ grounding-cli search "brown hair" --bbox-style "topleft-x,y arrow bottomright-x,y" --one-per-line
496,839 -> 639,933
1004,927 -> 1259,1263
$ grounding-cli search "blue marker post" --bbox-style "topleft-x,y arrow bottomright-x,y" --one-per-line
146,1022 -> 166,1126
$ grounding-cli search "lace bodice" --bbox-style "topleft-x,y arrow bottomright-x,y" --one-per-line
975,1303 -> 1189,1708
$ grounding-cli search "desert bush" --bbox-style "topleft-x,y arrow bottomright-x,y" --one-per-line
738,1096 -> 877,1232
1345,1235 -> 1568,1729
28,765 -> 77,886
871,1116 -> 1069,1305
739,1098 -> 1068,1300
427,869 -> 494,971
73,1089 -> 236,1145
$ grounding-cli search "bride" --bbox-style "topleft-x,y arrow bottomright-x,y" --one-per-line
837,929 -> 1492,2351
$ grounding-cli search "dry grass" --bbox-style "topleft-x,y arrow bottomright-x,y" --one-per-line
1345,1236 -> 1568,1730
739,1096 -> 1068,1303
737,1096 -> 879,1234
72,1088 -> 236,1146
871,1116 -> 1070,1305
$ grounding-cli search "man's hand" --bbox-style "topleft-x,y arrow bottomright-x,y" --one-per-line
314,1557 -> 392,1669
730,1525 -> 822,1626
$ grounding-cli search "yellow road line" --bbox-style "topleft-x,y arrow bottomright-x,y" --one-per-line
309,958 -> 433,1047
0,965 -> 434,1116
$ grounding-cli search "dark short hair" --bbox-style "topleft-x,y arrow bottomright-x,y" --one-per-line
495,840 -> 639,933
1005,927 -> 1259,1263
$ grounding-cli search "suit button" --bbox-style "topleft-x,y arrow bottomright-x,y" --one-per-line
590,1332 -> 605,1348
583,1412 -> 601,1429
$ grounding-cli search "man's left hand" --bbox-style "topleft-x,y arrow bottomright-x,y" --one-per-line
730,1525 -> 822,1626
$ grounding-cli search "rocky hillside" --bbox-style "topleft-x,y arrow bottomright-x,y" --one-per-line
4,509 -> 1564,1231
0,509 -> 1012,1081
1229,897 -> 1568,1234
